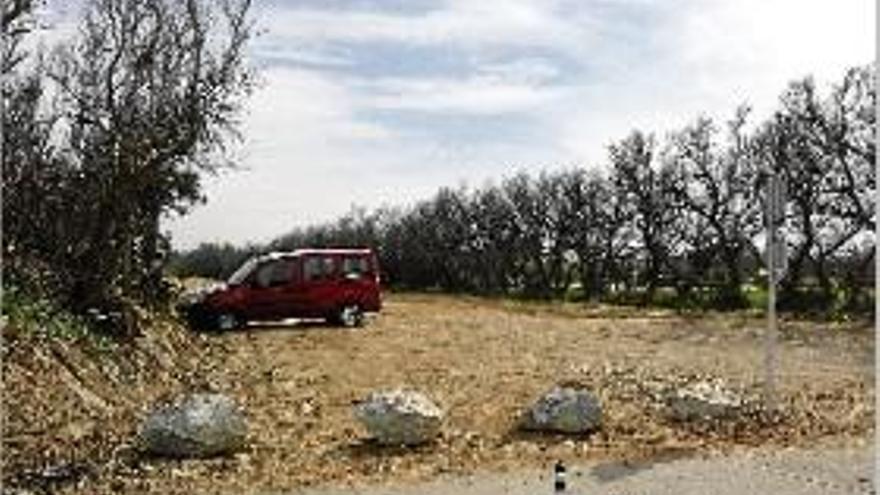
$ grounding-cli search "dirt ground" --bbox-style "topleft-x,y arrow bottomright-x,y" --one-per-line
5,293 -> 875,494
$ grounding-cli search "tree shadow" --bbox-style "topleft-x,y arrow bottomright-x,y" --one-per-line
588,446 -> 700,483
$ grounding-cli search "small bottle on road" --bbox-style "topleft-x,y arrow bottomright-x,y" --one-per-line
554,460 -> 566,492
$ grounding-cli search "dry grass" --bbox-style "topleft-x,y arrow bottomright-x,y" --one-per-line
5,293 -> 874,494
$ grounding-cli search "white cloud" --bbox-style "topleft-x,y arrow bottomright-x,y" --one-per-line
556,0 -> 875,165
673,0 -> 874,117
167,67 -> 397,248
360,74 -> 571,115
478,58 -> 563,85
245,67 -> 393,147
258,0 -> 595,55
253,44 -> 354,68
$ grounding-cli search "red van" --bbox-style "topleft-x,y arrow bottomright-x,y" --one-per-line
180,248 -> 382,331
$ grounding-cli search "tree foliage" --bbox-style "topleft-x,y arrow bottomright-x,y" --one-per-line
2,0 -> 255,333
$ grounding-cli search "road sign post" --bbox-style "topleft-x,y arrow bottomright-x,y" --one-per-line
763,174 -> 786,413
765,216 -> 779,412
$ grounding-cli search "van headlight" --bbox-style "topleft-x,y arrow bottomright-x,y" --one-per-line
180,282 -> 227,306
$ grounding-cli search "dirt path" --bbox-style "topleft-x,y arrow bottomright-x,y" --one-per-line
65,293 -> 875,494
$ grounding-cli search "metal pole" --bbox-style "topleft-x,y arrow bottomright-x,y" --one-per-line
873,10 -> 879,487
764,176 -> 778,413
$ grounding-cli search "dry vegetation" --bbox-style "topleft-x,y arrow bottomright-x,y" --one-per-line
3,293 -> 874,494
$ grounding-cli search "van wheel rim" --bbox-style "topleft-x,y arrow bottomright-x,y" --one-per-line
217,313 -> 237,331
340,306 -> 361,327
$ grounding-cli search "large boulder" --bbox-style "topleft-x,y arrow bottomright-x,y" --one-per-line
140,393 -> 247,458
521,386 -> 602,434
665,380 -> 743,422
354,389 -> 444,446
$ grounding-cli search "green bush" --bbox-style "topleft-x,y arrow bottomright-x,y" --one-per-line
743,284 -> 768,309
3,285 -> 94,342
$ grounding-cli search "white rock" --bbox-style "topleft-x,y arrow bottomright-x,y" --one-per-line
521,387 -> 602,434
665,380 -> 743,422
140,393 -> 247,458
354,389 -> 444,446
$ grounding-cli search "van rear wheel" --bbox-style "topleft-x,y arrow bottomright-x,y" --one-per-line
336,304 -> 364,328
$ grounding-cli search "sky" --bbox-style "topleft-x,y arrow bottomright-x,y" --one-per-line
155,0 -> 874,250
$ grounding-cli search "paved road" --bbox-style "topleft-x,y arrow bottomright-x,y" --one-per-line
284,446 -> 876,495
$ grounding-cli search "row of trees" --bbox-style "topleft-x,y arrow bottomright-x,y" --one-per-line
2,0 -> 256,332
173,64 -> 875,312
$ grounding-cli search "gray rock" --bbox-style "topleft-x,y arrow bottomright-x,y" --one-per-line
140,393 -> 247,458
354,389 -> 444,446
665,380 -> 743,422
521,387 -> 602,434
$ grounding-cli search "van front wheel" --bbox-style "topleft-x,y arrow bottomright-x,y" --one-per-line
215,312 -> 242,332
336,304 -> 364,328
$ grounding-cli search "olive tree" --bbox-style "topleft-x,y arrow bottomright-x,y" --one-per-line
663,109 -> 762,307
755,73 -> 873,309
608,131 -> 678,299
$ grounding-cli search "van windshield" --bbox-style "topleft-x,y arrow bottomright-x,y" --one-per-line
228,258 -> 259,285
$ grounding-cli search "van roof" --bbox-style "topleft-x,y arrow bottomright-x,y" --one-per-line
294,248 -> 373,256
258,248 -> 373,260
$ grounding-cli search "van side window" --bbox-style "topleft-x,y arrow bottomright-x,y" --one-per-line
303,256 -> 322,281
342,256 -> 369,276
255,259 -> 291,287
304,256 -> 336,281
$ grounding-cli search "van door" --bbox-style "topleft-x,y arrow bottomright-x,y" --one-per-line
340,254 -> 373,308
244,258 -> 299,320
301,254 -> 339,317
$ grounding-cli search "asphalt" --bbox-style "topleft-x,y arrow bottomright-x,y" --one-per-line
281,444 -> 876,495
